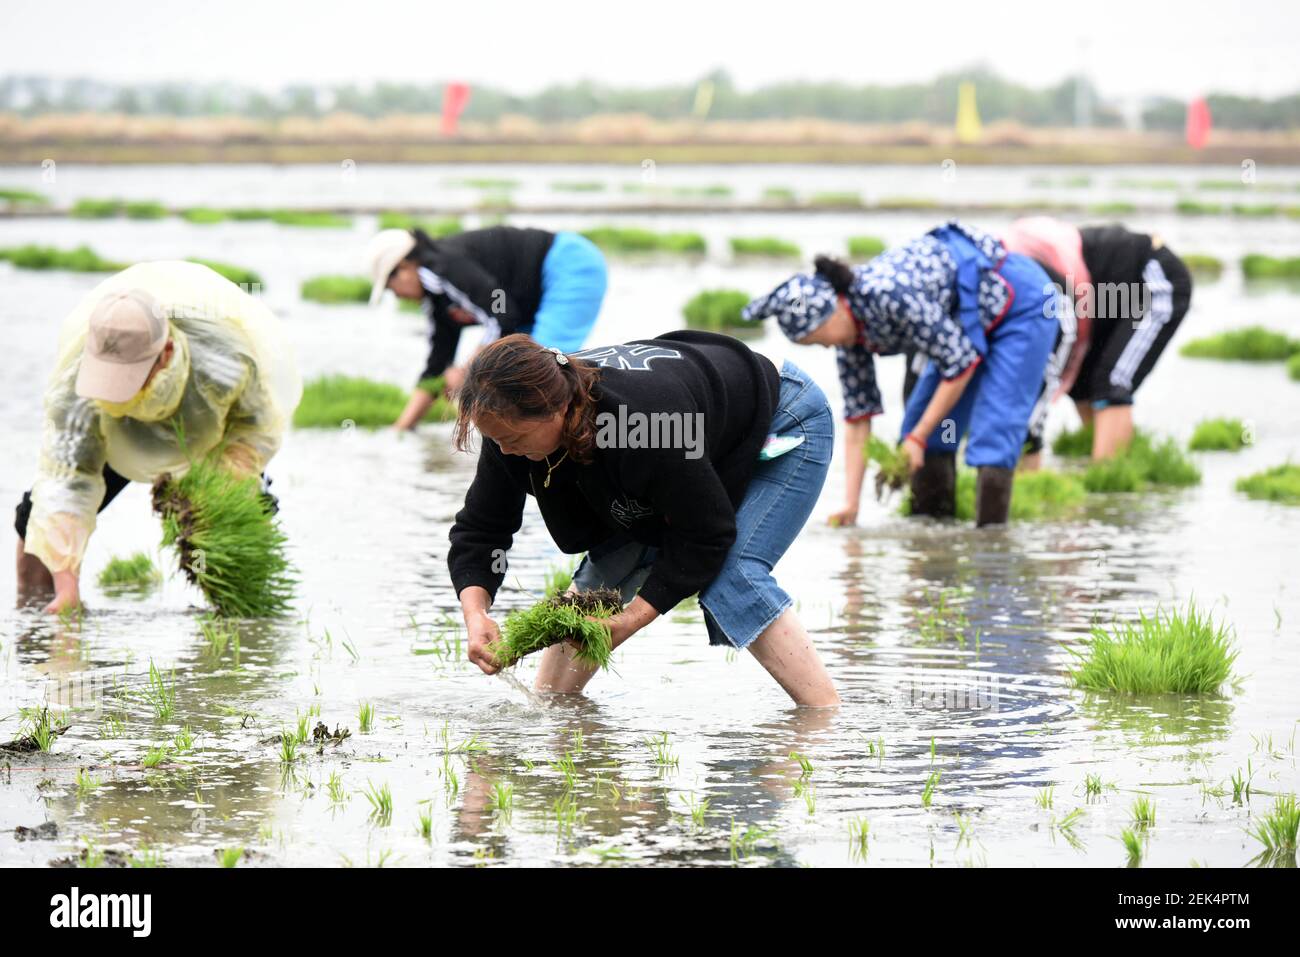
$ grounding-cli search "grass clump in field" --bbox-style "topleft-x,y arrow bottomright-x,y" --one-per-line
1180,253 -> 1223,279
1066,602 -> 1238,695
1180,326 -> 1300,361
186,258 -> 262,288
376,212 -> 463,237
1083,433 -> 1200,492
729,236 -> 801,258
98,552 -> 162,591
1051,424 -> 1094,457
0,244 -> 127,273
1248,793 -> 1300,862
152,456 -> 295,618
900,467 -> 1085,521
1240,254 -> 1300,280
847,236 -> 886,259
493,589 -> 622,670
682,289 -> 753,333
1188,418 -> 1250,452
1235,464 -> 1300,505
300,275 -> 370,303
293,375 -> 453,428
580,226 -> 706,255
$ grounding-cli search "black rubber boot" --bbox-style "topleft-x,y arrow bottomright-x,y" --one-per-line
909,451 -> 957,518
975,466 -> 1015,527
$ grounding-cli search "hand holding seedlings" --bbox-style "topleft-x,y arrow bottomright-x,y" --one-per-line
461,586 -> 504,675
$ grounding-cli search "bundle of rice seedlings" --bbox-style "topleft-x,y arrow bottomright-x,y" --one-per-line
1235,464 -> 1300,505
1188,417 -> 1249,452
1083,433 -> 1201,493
729,237 -> 801,259
181,207 -> 229,224
682,289 -> 754,333
493,589 -> 622,670
124,201 -> 168,220
186,258 -> 263,288
98,552 -> 163,591
847,236 -> 886,259
899,468 -> 1085,522
762,186 -> 797,204
0,244 -> 127,273
70,198 -> 125,218
300,275 -> 371,303
1180,253 -> 1223,278
542,558 -> 579,599
1289,353 -> 1300,382
1051,424 -> 1095,457
268,210 -> 351,228
292,375 -> 454,428
1179,326 -> 1300,362
867,436 -> 910,499
376,212 -> 463,237
580,226 -> 706,255
151,458 -> 295,618
1241,254 -> 1300,280
1066,603 -> 1238,695
0,187 -> 50,207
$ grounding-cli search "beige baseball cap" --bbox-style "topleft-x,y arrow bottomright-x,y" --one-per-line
75,289 -> 169,402
366,229 -> 417,305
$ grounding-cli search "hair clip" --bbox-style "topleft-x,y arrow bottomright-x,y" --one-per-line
550,347 -> 569,365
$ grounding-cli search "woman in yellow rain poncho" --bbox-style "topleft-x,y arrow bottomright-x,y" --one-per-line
14,261 -> 302,614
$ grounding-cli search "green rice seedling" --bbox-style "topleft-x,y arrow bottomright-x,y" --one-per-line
762,186 -> 797,204
144,660 -> 176,721
217,847 -> 244,868
847,817 -> 870,861
1084,773 -> 1103,798
376,212 -> 463,237
1000,469 -> 1086,520
1051,423 -> 1095,457
363,780 -> 393,825
199,614 -> 237,658
279,731 -> 298,765
358,702 -> 375,734
645,731 -> 679,769
1082,433 -> 1200,493
300,275 -> 370,303
847,236 -> 886,259
866,435 -> 909,500
97,552 -> 162,591
0,187 -> 50,206
678,792 -> 711,830
681,288 -> 755,334
71,198 -> 125,218
579,226 -> 706,255
1036,786 -> 1055,809
181,207 -> 228,224
810,191 -> 863,207
1050,808 -> 1087,851
790,751 -> 814,779
921,770 -> 940,807
494,589 -> 621,669
81,839 -> 106,869
1233,204 -> 1282,217
729,236 -> 801,259
125,200 -> 168,220
142,744 -> 170,769
1240,254 -> 1300,280
1180,253 -> 1223,278
543,558 -> 578,599
417,804 -> 434,840
449,177 -> 520,190
1175,198 -> 1224,216
1119,827 -> 1144,866
0,243 -> 127,272
75,768 -> 100,797
327,770 -> 347,804
1180,326 -> 1300,361
293,374 -> 454,428
729,818 -> 776,862
1230,765 -> 1253,803
1067,602 -> 1237,694
268,210 -> 351,228
550,751 -> 578,790
100,713 -> 126,739
130,847 -> 164,868
490,781 -> 514,820
173,724 -> 194,752
1130,795 -> 1156,829
1247,793 -> 1299,858
152,455 -> 296,618
185,258 -> 263,288
1236,464 -> 1300,505
1289,353 -> 1300,382
1188,417 -> 1250,452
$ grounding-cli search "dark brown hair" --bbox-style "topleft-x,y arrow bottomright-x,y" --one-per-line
452,334 -> 602,462
814,254 -> 854,294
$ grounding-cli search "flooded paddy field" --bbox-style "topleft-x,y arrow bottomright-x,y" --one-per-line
1,163 -> 1297,867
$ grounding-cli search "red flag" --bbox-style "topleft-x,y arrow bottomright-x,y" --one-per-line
441,82 -> 472,136
1185,97 -> 1211,150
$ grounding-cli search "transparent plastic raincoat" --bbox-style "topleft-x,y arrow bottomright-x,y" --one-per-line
24,261 -> 302,575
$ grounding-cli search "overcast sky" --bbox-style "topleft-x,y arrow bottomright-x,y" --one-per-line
2,0 -> 1297,101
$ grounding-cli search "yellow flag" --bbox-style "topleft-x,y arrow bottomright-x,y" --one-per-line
955,81 -> 982,144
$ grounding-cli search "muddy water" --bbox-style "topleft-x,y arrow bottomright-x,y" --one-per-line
0,165 -> 1297,867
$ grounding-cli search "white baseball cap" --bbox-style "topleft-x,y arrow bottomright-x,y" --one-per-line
365,229 -> 417,305
75,289 -> 169,402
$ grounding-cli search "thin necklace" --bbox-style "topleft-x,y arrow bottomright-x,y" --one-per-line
542,449 -> 569,489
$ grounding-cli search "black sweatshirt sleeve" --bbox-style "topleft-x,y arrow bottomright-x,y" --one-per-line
447,441 -> 527,601
624,448 -> 738,614
439,253 -> 525,336
420,306 -> 463,385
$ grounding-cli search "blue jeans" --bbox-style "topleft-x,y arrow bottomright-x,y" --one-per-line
531,231 -> 608,353
571,360 -> 833,648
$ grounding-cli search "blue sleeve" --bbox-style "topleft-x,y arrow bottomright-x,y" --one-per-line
836,344 -> 882,421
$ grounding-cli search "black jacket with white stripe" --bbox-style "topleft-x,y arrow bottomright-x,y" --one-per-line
411,226 -> 555,384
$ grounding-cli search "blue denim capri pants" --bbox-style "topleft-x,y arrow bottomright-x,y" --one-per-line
571,360 -> 833,649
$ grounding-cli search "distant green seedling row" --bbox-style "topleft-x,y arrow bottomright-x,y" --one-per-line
682,289 -> 755,334
301,275 -> 371,304
0,187 -> 50,206
293,375 -> 454,429
1188,418 -> 1251,452
1236,464 -> 1300,505
1180,253 -> 1223,278
0,244 -> 127,272
377,213 -> 463,237
98,552 -> 163,591
1180,326 -> 1300,362
1241,254 -> 1300,280
729,236 -> 800,258
899,467 -> 1086,522
181,207 -> 352,227
847,236 -> 886,259
580,226 -> 706,255
1081,433 -> 1200,493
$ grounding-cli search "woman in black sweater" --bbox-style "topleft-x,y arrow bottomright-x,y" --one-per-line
447,331 -> 840,706
366,225 -> 607,429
